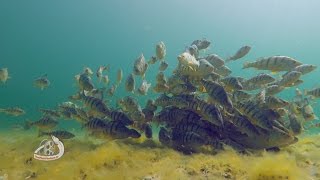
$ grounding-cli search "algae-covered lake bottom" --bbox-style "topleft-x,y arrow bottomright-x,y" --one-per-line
0,130 -> 320,180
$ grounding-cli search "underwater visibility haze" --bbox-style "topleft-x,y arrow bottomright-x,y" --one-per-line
1,0 -> 320,179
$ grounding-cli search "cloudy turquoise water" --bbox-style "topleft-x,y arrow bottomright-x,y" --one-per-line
0,0 -> 320,130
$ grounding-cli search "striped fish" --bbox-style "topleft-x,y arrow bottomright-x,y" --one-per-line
244,73 -> 275,86
220,77 -> 243,91
196,100 -> 224,126
215,65 -> 232,77
282,64 -> 316,77
278,71 -> 302,87
205,54 -> 225,68
263,96 -> 289,109
84,118 -> 107,132
243,56 -> 302,72
226,45 -> 251,62
108,110 -> 134,126
225,112 -> 260,137
156,41 -> 166,60
305,87 -> 320,98
80,92 -> 110,117
158,127 -> 171,146
232,90 -> 252,102
103,120 -> 141,139
265,85 -> 285,96
125,73 -> 135,93
201,79 -> 233,109
25,116 -> 58,130
38,130 -> 75,139
236,101 -> 273,130
77,73 -> 94,91
191,38 -> 211,50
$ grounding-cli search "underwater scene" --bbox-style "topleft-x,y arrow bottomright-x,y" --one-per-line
1,0 -> 320,179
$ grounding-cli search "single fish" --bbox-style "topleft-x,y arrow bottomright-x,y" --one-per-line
34,74 -> 50,90
76,73 -> 94,91
107,84 -> 117,96
265,85 -> 285,96
118,96 -> 142,112
156,41 -> 166,60
38,130 -> 75,139
196,100 -> 224,126
159,61 -> 169,71
101,75 -> 109,85
116,69 -> 123,85
243,56 -> 302,72
205,54 -> 225,68
39,108 -> 61,118
305,88 -> 320,98
263,96 -> 289,109
177,52 -> 200,70
186,45 -> 199,58
148,56 -> 158,65
125,73 -> 135,93
79,92 -> 110,117
108,110 -> 134,126
282,64 -> 316,77
302,104 -> 317,121
25,116 -> 58,130
137,80 -> 151,95
96,65 -> 110,82
0,68 -> 10,83
156,72 -> 167,84
0,107 -> 25,116
226,45 -> 251,62
278,71 -> 302,87
201,79 -> 233,109
84,67 -> 94,76
243,73 -> 275,86
191,38 -> 211,50
103,120 -> 141,139
220,77 -> 243,91
133,54 -> 148,78
215,65 -> 232,77
198,59 -> 215,75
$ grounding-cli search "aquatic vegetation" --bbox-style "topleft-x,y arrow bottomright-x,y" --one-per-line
0,132 -> 319,179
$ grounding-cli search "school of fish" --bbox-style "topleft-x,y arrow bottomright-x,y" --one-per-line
1,38 -> 320,155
